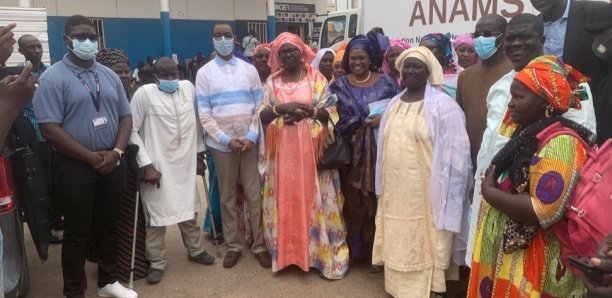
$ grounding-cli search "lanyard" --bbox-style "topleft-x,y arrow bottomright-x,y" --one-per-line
72,71 -> 101,115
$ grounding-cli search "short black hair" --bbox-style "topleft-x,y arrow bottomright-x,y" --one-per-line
17,34 -> 37,48
478,14 -> 508,33
64,15 -> 95,35
508,13 -> 544,38
211,23 -> 234,35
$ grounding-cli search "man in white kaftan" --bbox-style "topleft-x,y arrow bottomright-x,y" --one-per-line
129,57 -> 214,284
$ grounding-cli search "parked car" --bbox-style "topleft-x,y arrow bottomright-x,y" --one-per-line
0,156 -> 29,298
1,116 -> 51,298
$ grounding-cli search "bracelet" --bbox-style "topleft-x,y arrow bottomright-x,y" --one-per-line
312,107 -> 318,119
272,106 -> 280,116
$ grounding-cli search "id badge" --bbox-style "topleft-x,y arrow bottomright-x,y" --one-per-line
92,116 -> 108,129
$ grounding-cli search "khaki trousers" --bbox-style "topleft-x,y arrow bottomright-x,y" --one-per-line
145,218 -> 204,270
210,148 -> 266,253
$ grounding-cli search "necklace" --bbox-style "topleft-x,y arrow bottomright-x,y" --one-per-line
281,70 -> 303,95
353,71 -> 371,83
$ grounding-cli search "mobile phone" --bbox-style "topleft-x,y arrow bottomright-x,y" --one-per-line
569,255 -> 611,275
0,66 -> 22,80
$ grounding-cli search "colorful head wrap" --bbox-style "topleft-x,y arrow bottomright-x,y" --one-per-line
382,38 -> 412,75
96,48 -> 129,68
333,43 -> 348,66
395,46 -> 444,86
515,55 -> 590,113
268,32 -> 315,73
310,48 -> 335,70
421,33 -> 454,69
451,33 -> 474,49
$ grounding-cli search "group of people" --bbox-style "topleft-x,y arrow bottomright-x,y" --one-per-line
0,0 -> 611,297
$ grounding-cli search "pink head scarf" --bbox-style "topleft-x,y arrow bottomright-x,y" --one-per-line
382,38 -> 412,75
451,33 -> 474,49
268,32 -> 316,73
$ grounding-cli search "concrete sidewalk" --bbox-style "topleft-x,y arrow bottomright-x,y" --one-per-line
24,180 -> 467,297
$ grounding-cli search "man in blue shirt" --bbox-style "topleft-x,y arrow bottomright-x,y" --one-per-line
32,15 -> 137,298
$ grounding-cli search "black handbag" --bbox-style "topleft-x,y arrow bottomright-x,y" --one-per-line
317,120 -> 351,170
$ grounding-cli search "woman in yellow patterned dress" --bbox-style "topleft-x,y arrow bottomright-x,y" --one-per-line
468,56 -> 595,297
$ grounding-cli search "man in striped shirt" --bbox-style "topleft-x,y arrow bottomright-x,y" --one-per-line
196,23 -> 270,269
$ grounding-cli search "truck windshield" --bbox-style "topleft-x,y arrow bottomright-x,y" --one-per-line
321,15 -> 346,48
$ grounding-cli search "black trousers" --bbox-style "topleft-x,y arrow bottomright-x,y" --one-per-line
52,152 -> 126,297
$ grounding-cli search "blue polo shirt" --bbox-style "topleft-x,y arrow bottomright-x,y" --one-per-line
33,54 -> 131,151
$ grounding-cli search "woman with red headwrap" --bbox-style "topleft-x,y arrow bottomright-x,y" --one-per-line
468,56 -> 595,297
258,33 -> 349,279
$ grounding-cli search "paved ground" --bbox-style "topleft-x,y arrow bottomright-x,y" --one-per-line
24,180 -> 467,298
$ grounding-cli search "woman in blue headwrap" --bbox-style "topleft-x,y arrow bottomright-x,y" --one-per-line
420,33 -> 457,74
329,34 -> 401,271
420,33 -> 460,98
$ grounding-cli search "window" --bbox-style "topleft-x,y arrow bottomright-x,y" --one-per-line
91,18 -> 105,49
348,14 -> 358,38
321,15 -> 346,49
247,22 -> 268,43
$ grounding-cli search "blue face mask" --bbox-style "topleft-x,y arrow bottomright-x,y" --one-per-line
474,34 -> 502,60
213,37 -> 234,56
69,38 -> 99,61
158,79 -> 179,93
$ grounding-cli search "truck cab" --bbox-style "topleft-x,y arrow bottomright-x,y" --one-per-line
318,9 -> 359,50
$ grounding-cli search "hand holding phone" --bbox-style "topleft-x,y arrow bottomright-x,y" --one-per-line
569,255 -> 611,275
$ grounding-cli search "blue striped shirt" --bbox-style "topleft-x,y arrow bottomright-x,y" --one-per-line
196,56 -> 262,152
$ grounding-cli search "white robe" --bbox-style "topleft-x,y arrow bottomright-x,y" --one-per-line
464,70 -> 598,266
129,81 -> 204,227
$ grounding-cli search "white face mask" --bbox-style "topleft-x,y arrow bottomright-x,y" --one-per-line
213,36 -> 234,56
69,38 -> 99,61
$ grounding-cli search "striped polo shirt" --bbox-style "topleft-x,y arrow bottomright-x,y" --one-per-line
196,55 -> 263,152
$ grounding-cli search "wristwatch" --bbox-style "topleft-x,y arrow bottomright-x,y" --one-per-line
113,147 -> 124,158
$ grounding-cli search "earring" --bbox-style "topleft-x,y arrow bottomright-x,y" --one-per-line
545,104 -> 554,118
300,57 -> 304,63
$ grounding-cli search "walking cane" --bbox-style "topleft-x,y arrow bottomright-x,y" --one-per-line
125,145 -> 140,290
200,175 -> 222,257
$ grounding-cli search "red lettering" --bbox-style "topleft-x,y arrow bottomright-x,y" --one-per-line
410,0 -> 427,27
450,0 -> 469,22
501,0 -> 524,18
472,0 -> 498,21
430,0 -> 447,25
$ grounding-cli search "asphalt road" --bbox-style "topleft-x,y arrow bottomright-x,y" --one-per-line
24,180 -> 467,298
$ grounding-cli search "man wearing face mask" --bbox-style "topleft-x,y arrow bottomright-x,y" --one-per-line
129,57 -> 215,285
32,15 -> 137,298
196,23 -> 270,269
456,14 -> 512,172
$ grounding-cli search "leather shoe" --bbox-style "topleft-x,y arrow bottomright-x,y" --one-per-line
188,251 -> 215,265
254,251 -> 272,268
223,251 -> 241,268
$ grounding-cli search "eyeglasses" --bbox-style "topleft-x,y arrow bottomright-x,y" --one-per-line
471,31 -> 503,38
70,34 -> 98,42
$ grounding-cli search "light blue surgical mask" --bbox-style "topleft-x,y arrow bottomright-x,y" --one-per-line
213,36 -> 234,56
158,79 -> 179,93
474,34 -> 502,60
69,38 -> 99,61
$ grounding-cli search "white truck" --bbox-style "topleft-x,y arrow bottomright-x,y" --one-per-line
316,0 -> 609,49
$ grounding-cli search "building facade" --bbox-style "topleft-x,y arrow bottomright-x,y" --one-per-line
0,0 -> 327,66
